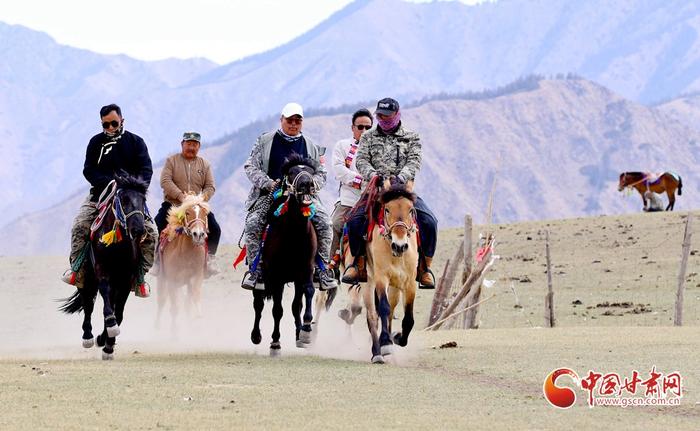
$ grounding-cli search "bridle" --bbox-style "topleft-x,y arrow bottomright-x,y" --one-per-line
285,168 -> 318,196
182,204 -> 208,238
379,205 -> 417,242
113,189 -> 148,240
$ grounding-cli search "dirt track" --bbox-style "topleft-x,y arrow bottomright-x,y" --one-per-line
0,210 -> 698,429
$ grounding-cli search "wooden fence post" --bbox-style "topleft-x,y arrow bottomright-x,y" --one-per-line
545,230 -> 555,328
675,214 -> 693,326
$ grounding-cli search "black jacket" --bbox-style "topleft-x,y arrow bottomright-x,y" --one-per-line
83,130 -> 153,201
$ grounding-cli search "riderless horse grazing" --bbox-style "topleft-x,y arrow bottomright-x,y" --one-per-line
618,172 -> 683,211
250,154 -> 319,355
60,174 -> 149,360
156,194 -> 209,328
361,178 -> 419,364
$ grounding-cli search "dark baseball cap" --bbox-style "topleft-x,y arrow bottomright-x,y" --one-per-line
182,131 -> 201,142
375,98 -> 400,115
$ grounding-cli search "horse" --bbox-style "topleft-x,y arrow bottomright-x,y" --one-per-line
250,154 -> 319,355
362,180 -> 419,364
156,194 -> 209,328
618,172 -> 683,211
60,174 -> 149,360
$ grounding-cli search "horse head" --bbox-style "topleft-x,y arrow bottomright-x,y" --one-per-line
114,173 -> 148,241
171,194 -> 210,246
618,172 -> 627,192
379,185 -> 417,257
280,153 -> 319,207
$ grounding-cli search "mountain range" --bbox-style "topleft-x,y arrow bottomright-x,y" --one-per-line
4,76 -> 699,255
4,0 -> 700,254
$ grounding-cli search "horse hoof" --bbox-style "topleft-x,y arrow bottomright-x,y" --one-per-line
102,350 -> 114,361
82,338 -> 95,348
251,330 -> 262,345
96,334 -> 106,347
298,330 -> 312,345
338,309 -> 352,324
296,340 -> 306,348
392,331 -> 406,346
371,355 -> 385,364
380,344 -> 394,356
106,325 -> 120,338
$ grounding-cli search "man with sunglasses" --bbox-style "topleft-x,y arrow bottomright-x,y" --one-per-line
154,131 -> 221,275
61,104 -> 157,295
328,108 -> 373,279
342,98 -> 439,289
241,102 -> 338,291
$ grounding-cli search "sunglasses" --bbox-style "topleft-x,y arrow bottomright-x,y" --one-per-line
354,124 -> 372,130
102,120 -> 121,129
285,118 -> 302,125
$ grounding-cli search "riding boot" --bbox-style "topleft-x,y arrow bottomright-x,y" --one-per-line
418,256 -> 436,289
317,264 -> 338,291
205,254 -> 220,277
341,255 -> 366,285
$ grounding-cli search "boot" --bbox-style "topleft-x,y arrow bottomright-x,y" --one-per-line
206,254 -> 220,277
341,256 -> 365,285
317,266 -> 338,291
242,268 -> 264,291
418,256 -> 435,289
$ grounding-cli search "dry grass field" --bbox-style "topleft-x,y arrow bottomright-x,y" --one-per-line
0,210 -> 698,430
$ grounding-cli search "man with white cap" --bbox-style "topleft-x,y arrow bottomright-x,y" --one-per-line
241,102 -> 337,291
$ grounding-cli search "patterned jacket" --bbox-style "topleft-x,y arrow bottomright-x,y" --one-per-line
244,131 -> 327,209
355,124 -> 421,182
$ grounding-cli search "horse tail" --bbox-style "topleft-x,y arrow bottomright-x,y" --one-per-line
678,176 -> 682,195
59,289 -> 84,314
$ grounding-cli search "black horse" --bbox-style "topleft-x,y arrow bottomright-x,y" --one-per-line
251,154 -> 319,355
60,174 -> 148,360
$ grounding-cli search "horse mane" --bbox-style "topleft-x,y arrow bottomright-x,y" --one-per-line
621,171 -> 645,178
281,153 -> 319,176
380,186 -> 416,205
167,194 -> 210,226
116,174 -> 148,194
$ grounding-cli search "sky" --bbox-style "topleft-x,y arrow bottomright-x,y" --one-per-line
0,0 -> 488,64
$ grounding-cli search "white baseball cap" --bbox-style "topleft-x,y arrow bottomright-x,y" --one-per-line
281,102 -> 304,118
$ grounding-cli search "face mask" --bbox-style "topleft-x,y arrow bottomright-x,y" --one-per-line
377,111 -> 401,132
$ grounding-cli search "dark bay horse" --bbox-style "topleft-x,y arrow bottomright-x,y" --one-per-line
250,154 -> 319,355
61,175 -> 148,360
618,172 -> 683,211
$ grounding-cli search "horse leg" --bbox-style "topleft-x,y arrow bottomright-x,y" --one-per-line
156,276 -> 166,329
363,284 -> 383,364
292,283 -> 304,347
666,188 -> 675,211
190,275 -> 203,318
375,280 -> 393,357
81,287 -> 95,348
393,285 -> 415,347
299,281 -> 314,345
313,291 -> 326,324
251,290 -> 264,345
97,278 -> 120,339
387,286 -> 401,335
270,285 -> 284,355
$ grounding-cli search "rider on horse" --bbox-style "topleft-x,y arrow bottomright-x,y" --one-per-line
241,102 -> 338,291
61,104 -> 157,291
343,98 -> 438,289
154,131 -> 221,275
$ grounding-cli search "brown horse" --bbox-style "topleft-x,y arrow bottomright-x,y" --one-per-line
618,172 -> 683,211
363,184 -> 419,364
156,194 -> 210,328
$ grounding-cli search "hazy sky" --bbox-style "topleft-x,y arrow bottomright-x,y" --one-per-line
0,0 -> 487,64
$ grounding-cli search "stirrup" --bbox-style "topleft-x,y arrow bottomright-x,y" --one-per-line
418,268 -> 436,290
341,265 -> 359,285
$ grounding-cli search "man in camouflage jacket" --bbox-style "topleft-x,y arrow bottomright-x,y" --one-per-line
241,102 -> 338,291
343,97 -> 438,288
